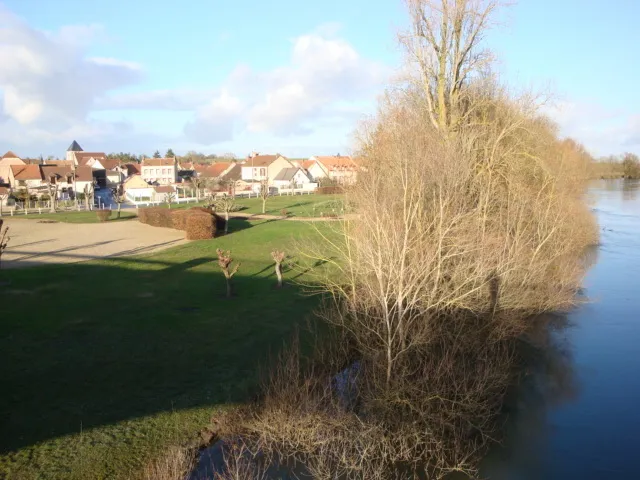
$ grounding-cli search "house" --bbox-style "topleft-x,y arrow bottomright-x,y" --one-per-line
240,154 -> 293,183
105,170 -> 121,187
299,160 -> 329,182
9,165 -> 44,191
0,151 -> 25,186
141,158 -> 177,185
74,166 -> 95,195
123,174 -> 155,201
272,167 -> 313,189
117,163 -> 141,178
40,166 -> 77,199
309,155 -> 359,185
0,186 -> 9,206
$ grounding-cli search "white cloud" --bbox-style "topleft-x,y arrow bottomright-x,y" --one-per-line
0,7 -> 140,138
545,101 -> 640,156
184,90 -> 243,144
184,27 -> 388,143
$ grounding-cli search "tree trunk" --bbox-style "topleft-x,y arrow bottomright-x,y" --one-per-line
117,202 -> 121,219
225,278 -> 232,298
262,198 -> 266,214
224,211 -> 229,234
275,262 -> 283,288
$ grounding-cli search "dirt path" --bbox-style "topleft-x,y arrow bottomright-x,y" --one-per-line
1,219 -> 186,269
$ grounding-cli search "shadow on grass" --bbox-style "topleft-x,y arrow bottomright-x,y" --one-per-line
0,252 -> 323,455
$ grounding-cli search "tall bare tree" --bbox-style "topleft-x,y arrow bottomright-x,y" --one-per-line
0,219 -> 9,269
216,249 -> 241,298
401,0 -> 498,133
165,191 -> 176,209
83,184 -> 94,211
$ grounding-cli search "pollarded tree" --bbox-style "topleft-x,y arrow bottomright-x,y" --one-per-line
259,179 -> 270,214
113,183 -> 125,219
46,177 -> 59,213
83,183 -> 94,211
213,194 -> 238,235
401,0 -> 499,134
216,248 -> 241,298
271,250 -> 286,288
0,190 -> 8,217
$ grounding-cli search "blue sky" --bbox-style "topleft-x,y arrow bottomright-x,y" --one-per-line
0,0 -> 638,158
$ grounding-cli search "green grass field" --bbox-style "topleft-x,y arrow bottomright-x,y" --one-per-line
0,219 -> 328,479
2,194 -> 344,224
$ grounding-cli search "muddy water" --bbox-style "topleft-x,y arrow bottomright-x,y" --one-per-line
483,179 -> 640,479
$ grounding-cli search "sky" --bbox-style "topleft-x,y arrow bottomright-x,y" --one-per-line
0,0 -> 638,159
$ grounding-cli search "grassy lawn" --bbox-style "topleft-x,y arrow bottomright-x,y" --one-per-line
3,210 -> 137,224
233,194 -> 344,217
0,219 -> 328,479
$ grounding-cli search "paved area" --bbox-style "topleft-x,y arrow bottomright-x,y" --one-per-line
1,219 -> 186,269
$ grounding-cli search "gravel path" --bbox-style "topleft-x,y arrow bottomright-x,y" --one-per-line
1,219 -> 186,269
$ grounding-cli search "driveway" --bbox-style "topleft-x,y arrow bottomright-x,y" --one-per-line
1,218 -> 186,269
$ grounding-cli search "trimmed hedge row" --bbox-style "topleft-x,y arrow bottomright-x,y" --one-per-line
317,186 -> 345,195
138,206 -> 219,239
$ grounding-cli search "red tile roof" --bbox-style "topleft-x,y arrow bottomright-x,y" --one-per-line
154,185 -> 175,193
11,165 -> 42,180
313,156 -> 358,172
75,152 -> 107,166
0,186 -> 9,195
2,150 -> 20,159
45,160 -> 74,167
101,158 -> 121,170
75,166 -> 94,182
143,158 -> 176,167
245,155 -> 279,167
123,163 -> 141,175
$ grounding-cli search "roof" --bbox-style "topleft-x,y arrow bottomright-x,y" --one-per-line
41,165 -> 74,179
143,158 -> 176,167
0,186 -> 9,195
273,167 -> 302,182
123,163 -> 141,175
44,160 -> 74,167
221,163 -> 242,181
100,158 -> 121,170
2,150 -> 20,159
197,162 -> 232,178
313,155 -> 358,172
245,155 -> 279,167
154,185 -> 175,193
75,152 -> 107,166
11,165 -> 42,181
0,157 -> 26,166
300,160 -> 316,170
75,166 -> 94,182
67,140 -> 83,152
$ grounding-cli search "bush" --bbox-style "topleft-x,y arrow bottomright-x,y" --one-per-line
137,208 -> 148,224
142,207 -> 173,228
186,212 -> 216,240
317,186 -> 345,195
96,210 -> 112,222
170,209 -> 190,230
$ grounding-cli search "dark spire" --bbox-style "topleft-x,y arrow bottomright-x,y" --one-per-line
67,140 -> 83,152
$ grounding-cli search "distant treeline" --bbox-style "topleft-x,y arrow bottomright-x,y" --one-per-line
591,153 -> 640,179
105,150 -> 238,164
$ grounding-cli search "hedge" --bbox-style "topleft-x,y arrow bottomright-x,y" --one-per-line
186,212 -> 216,240
316,186 -> 345,195
139,207 -> 173,228
96,210 -> 112,222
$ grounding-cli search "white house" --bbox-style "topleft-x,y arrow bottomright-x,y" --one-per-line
0,151 -> 25,186
240,154 -> 293,183
272,167 -> 313,189
141,158 -> 178,185
299,160 -> 329,182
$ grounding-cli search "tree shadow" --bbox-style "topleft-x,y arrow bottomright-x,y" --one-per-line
0,256 -> 321,455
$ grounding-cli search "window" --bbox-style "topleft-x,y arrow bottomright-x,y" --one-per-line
162,168 -> 167,175
260,168 -> 266,176
155,169 -> 160,175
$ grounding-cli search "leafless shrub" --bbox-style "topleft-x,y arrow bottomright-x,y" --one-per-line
95,209 -> 112,222
142,445 -> 195,480
217,249 -> 240,298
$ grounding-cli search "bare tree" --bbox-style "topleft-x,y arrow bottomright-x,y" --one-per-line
46,176 -> 59,213
83,184 -> 94,211
271,250 -> 286,288
216,248 -> 241,298
0,191 -> 7,217
0,219 -> 9,269
165,191 -> 176,209
259,179 -> 270,214
191,176 -> 205,201
113,184 -> 125,219
401,0 -> 499,133
213,194 -> 237,235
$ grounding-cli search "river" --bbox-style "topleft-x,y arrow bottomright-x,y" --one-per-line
483,179 -> 640,479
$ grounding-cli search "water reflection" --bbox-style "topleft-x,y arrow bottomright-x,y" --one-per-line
483,179 -> 640,479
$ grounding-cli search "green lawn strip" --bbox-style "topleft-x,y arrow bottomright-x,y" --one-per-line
3,210 -> 137,223
232,194 -> 344,217
0,220 -> 327,479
